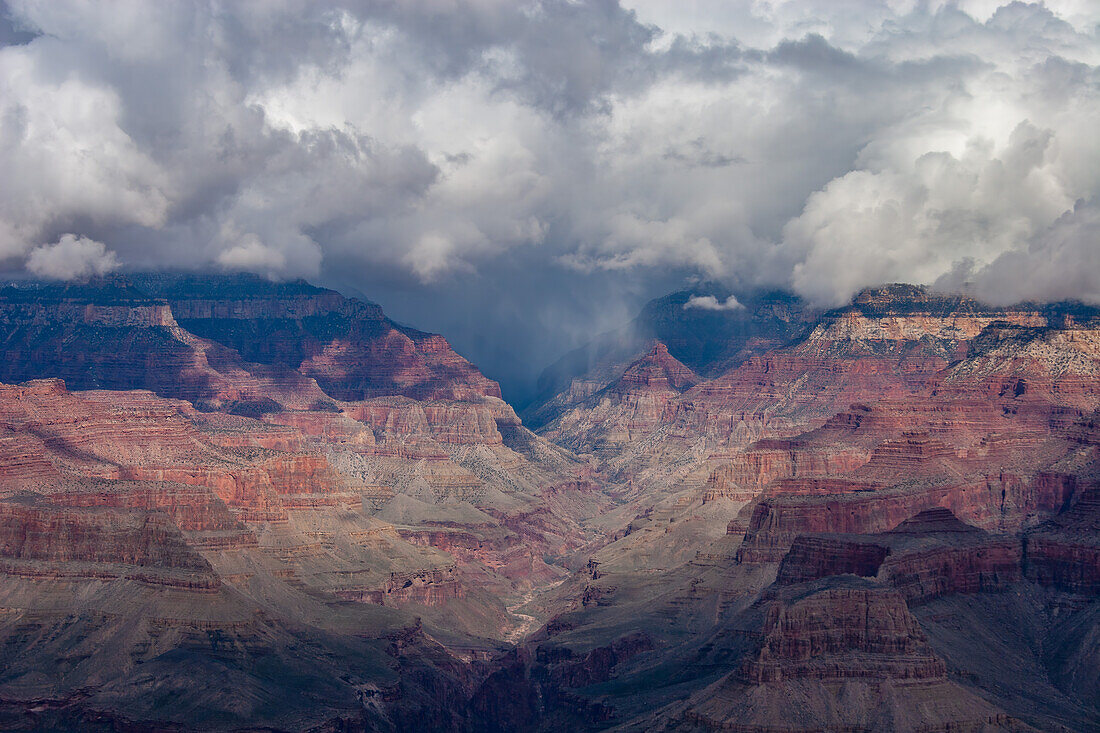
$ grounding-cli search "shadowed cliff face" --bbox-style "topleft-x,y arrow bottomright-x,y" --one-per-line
0,274 -> 501,405
1,277 -> 1099,731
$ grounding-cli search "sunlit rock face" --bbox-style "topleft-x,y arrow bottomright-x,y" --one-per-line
506,284 -> 1100,733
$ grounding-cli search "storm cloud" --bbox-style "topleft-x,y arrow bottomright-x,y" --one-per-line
2,0 -> 1098,397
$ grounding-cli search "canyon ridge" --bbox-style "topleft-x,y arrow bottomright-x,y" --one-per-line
0,275 -> 1096,732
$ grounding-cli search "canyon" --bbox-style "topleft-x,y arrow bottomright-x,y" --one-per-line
0,276 -> 1096,731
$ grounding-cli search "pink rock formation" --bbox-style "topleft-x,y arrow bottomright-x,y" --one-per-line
0,497 -> 220,590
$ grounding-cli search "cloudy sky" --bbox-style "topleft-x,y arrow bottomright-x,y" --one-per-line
2,1 -> 1099,399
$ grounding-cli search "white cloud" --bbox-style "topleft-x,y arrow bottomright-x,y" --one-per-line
26,234 -> 119,280
948,197 -> 1100,305
0,44 -> 169,262
217,238 -> 285,271
782,69 -> 1095,304
684,294 -> 744,311
0,0 -> 1097,313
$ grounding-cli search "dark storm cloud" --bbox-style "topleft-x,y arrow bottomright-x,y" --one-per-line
0,1 -> 35,46
1,1 -> 1099,396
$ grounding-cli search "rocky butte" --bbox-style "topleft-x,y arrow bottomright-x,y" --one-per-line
0,276 -> 1096,731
